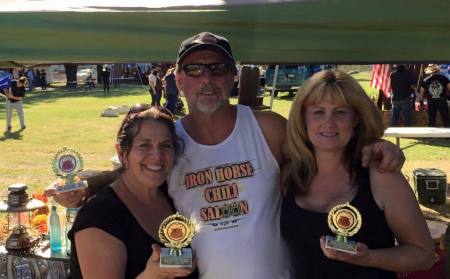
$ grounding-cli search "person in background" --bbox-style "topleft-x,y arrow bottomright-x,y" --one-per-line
418,64 -> 450,127
40,69 -> 47,90
68,104 -> 197,279
281,70 -> 434,278
12,68 -> 19,79
34,69 -> 40,87
162,67 -> 179,113
102,67 -> 111,93
46,32 -> 405,279
27,68 -> 34,91
148,69 -> 162,106
390,64 -> 415,126
85,72 -> 95,90
5,77 -> 27,132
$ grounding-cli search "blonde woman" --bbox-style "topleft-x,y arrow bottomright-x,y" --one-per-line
281,70 -> 434,278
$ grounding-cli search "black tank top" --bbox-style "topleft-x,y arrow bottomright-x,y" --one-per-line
280,168 -> 397,279
69,183 -> 198,279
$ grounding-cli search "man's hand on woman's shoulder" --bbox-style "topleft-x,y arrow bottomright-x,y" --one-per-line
361,140 -> 405,172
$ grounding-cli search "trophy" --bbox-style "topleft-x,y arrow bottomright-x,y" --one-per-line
158,212 -> 195,268
52,147 -> 87,193
325,202 -> 362,254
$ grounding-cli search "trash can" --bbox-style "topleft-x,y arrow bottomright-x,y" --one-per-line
413,168 -> 447,205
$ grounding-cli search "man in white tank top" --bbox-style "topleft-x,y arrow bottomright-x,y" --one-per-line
47,31 -> 405,279
170,32 -> 291,279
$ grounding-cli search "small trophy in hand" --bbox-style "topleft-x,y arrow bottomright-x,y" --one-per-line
325,202 -> 362,254
52,147 -> 87,193
158,212 -> 195,268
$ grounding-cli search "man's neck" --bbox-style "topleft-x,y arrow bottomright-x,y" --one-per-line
182,104 -> 237,145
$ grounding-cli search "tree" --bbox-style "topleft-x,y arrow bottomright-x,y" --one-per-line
97,64 -> 103,84
64,63 -> 78,87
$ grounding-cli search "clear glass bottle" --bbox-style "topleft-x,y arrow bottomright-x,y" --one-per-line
49,205 -> 62,251
65,207 -> 79,255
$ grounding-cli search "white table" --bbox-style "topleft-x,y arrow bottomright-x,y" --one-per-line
384,127 -> 450,147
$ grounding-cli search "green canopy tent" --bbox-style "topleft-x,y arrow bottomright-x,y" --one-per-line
1,0 -> 449,65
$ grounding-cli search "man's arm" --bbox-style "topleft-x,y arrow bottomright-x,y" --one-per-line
418,86 -> 426,102
8,95 -> 22,101
6,88 -> 22,101
148,75 -> 156,87
253,110 -> 288,167
361,140 -> 405,172
162,78 -> 168,98
44,168 -> 121,208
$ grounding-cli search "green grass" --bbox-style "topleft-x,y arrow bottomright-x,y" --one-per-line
0,75 -> 449,203
0,85 -> 151,193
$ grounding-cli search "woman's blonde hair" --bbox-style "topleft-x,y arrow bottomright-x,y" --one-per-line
286,70 -> 384,196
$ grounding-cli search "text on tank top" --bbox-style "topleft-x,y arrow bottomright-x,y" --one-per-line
168,104 -> 290,279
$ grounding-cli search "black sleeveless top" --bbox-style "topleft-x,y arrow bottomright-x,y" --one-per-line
280,168 -> 396,279
69,183 -> 198,279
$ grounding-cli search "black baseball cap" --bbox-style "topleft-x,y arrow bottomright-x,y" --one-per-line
176,32 -> 235,64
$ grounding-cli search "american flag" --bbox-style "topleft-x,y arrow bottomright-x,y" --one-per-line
370,64 -> 392,98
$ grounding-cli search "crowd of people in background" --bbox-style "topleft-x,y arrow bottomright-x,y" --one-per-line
383,64 -> 450,127
8,67 -> 48,90
2,62 -> 449,136
146,66 -> 183,114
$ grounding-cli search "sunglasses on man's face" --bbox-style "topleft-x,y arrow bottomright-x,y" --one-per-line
182,63 -> 233,77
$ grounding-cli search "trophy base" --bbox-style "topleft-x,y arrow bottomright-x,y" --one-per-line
325,235 -> 357,254
56,181 -> 87,193
160,248 -> 192,268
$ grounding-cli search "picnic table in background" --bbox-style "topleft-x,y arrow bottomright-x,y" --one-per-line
384,127 -> 450,147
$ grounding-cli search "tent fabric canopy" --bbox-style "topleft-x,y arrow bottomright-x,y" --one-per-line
1,0 -> 449,65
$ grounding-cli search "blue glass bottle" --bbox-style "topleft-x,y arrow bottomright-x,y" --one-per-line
65,207 -> 79,255
49,205 -> 62,251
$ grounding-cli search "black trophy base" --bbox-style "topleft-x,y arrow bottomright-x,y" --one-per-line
325,235 -> 357,254
160,248 -> 192,268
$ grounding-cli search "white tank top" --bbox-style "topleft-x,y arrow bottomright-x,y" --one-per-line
168,105 -> 291,279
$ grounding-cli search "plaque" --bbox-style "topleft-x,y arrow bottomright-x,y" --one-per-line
52,147 -> 87,193
325,202 -> 362,254
158,212 -> 195,268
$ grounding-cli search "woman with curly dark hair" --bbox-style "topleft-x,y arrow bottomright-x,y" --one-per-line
68,105 -> 197,279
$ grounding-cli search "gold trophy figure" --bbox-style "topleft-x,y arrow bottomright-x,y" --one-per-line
52,147 -> 87,193
158,212 -> 195,268
325,202 -> 362,254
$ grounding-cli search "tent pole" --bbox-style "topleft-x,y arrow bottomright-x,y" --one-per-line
136,63 -> 144,87
269,65 -> 279,111
415,64 -> 423,94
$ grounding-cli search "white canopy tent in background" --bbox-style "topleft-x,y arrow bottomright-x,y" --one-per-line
0,0 -> 449,65
1,0 -> 449,110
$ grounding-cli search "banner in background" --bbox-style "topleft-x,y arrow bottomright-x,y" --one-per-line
0,71 -> 11,91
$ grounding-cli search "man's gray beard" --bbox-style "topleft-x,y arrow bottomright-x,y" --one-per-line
195,84 -> 227,113
196,97 -> 225,113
